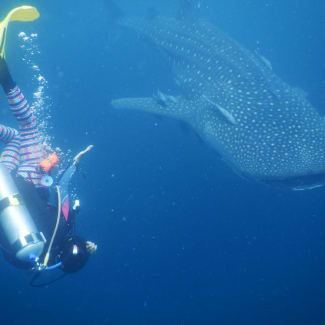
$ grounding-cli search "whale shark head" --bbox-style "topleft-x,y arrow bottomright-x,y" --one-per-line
111,16 -> 325,190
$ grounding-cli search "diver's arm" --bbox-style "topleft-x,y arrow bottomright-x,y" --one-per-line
7,85 -> 37,131
86,241 -> 97,254
57,145 -> 94,214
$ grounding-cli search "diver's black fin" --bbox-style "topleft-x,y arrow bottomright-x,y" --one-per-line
30,271 -> 68,288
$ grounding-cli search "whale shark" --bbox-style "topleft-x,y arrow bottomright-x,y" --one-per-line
111,16 -> 325,190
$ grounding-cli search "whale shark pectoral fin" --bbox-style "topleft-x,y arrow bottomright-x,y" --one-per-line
202,95 -> 237,125
111,96 -> 193,122
153,90 -> 180,106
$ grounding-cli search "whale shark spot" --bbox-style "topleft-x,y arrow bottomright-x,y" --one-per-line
111,16 -> 325,190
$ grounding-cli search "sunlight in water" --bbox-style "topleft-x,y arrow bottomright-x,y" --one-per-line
17,32 -> 75,185
18,31 -> 53,145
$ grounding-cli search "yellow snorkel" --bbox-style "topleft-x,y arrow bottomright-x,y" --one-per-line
0,6 -> 40,58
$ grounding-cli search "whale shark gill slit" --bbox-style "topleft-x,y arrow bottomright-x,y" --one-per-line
202,95 -> 237,125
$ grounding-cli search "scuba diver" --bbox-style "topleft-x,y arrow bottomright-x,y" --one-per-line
0,6 -> 97,286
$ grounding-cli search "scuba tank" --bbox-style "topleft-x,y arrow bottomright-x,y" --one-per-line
0,164 -> 46,262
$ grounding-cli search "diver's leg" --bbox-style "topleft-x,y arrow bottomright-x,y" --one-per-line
0,59 -> 21,170
7,86 -> 45,162
0,125 -> 20,171
0,57 -> 15,94
0,58 -> 47,185
0,58 -> 38,131
7,85 -> 38,131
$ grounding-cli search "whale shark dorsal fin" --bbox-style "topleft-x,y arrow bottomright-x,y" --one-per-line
202,95 -> 237,125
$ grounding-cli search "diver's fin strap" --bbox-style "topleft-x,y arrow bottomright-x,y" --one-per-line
0,193 -> 22,212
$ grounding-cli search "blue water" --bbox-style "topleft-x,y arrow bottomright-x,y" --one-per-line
1,1 -> 325,324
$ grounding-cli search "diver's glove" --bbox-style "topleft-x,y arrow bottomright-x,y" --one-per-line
86,241 -> 97,254
0,57 -> 15,94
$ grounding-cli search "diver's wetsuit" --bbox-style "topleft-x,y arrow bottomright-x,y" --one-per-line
0,58 -> 82,269
0,58 -> 49,187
